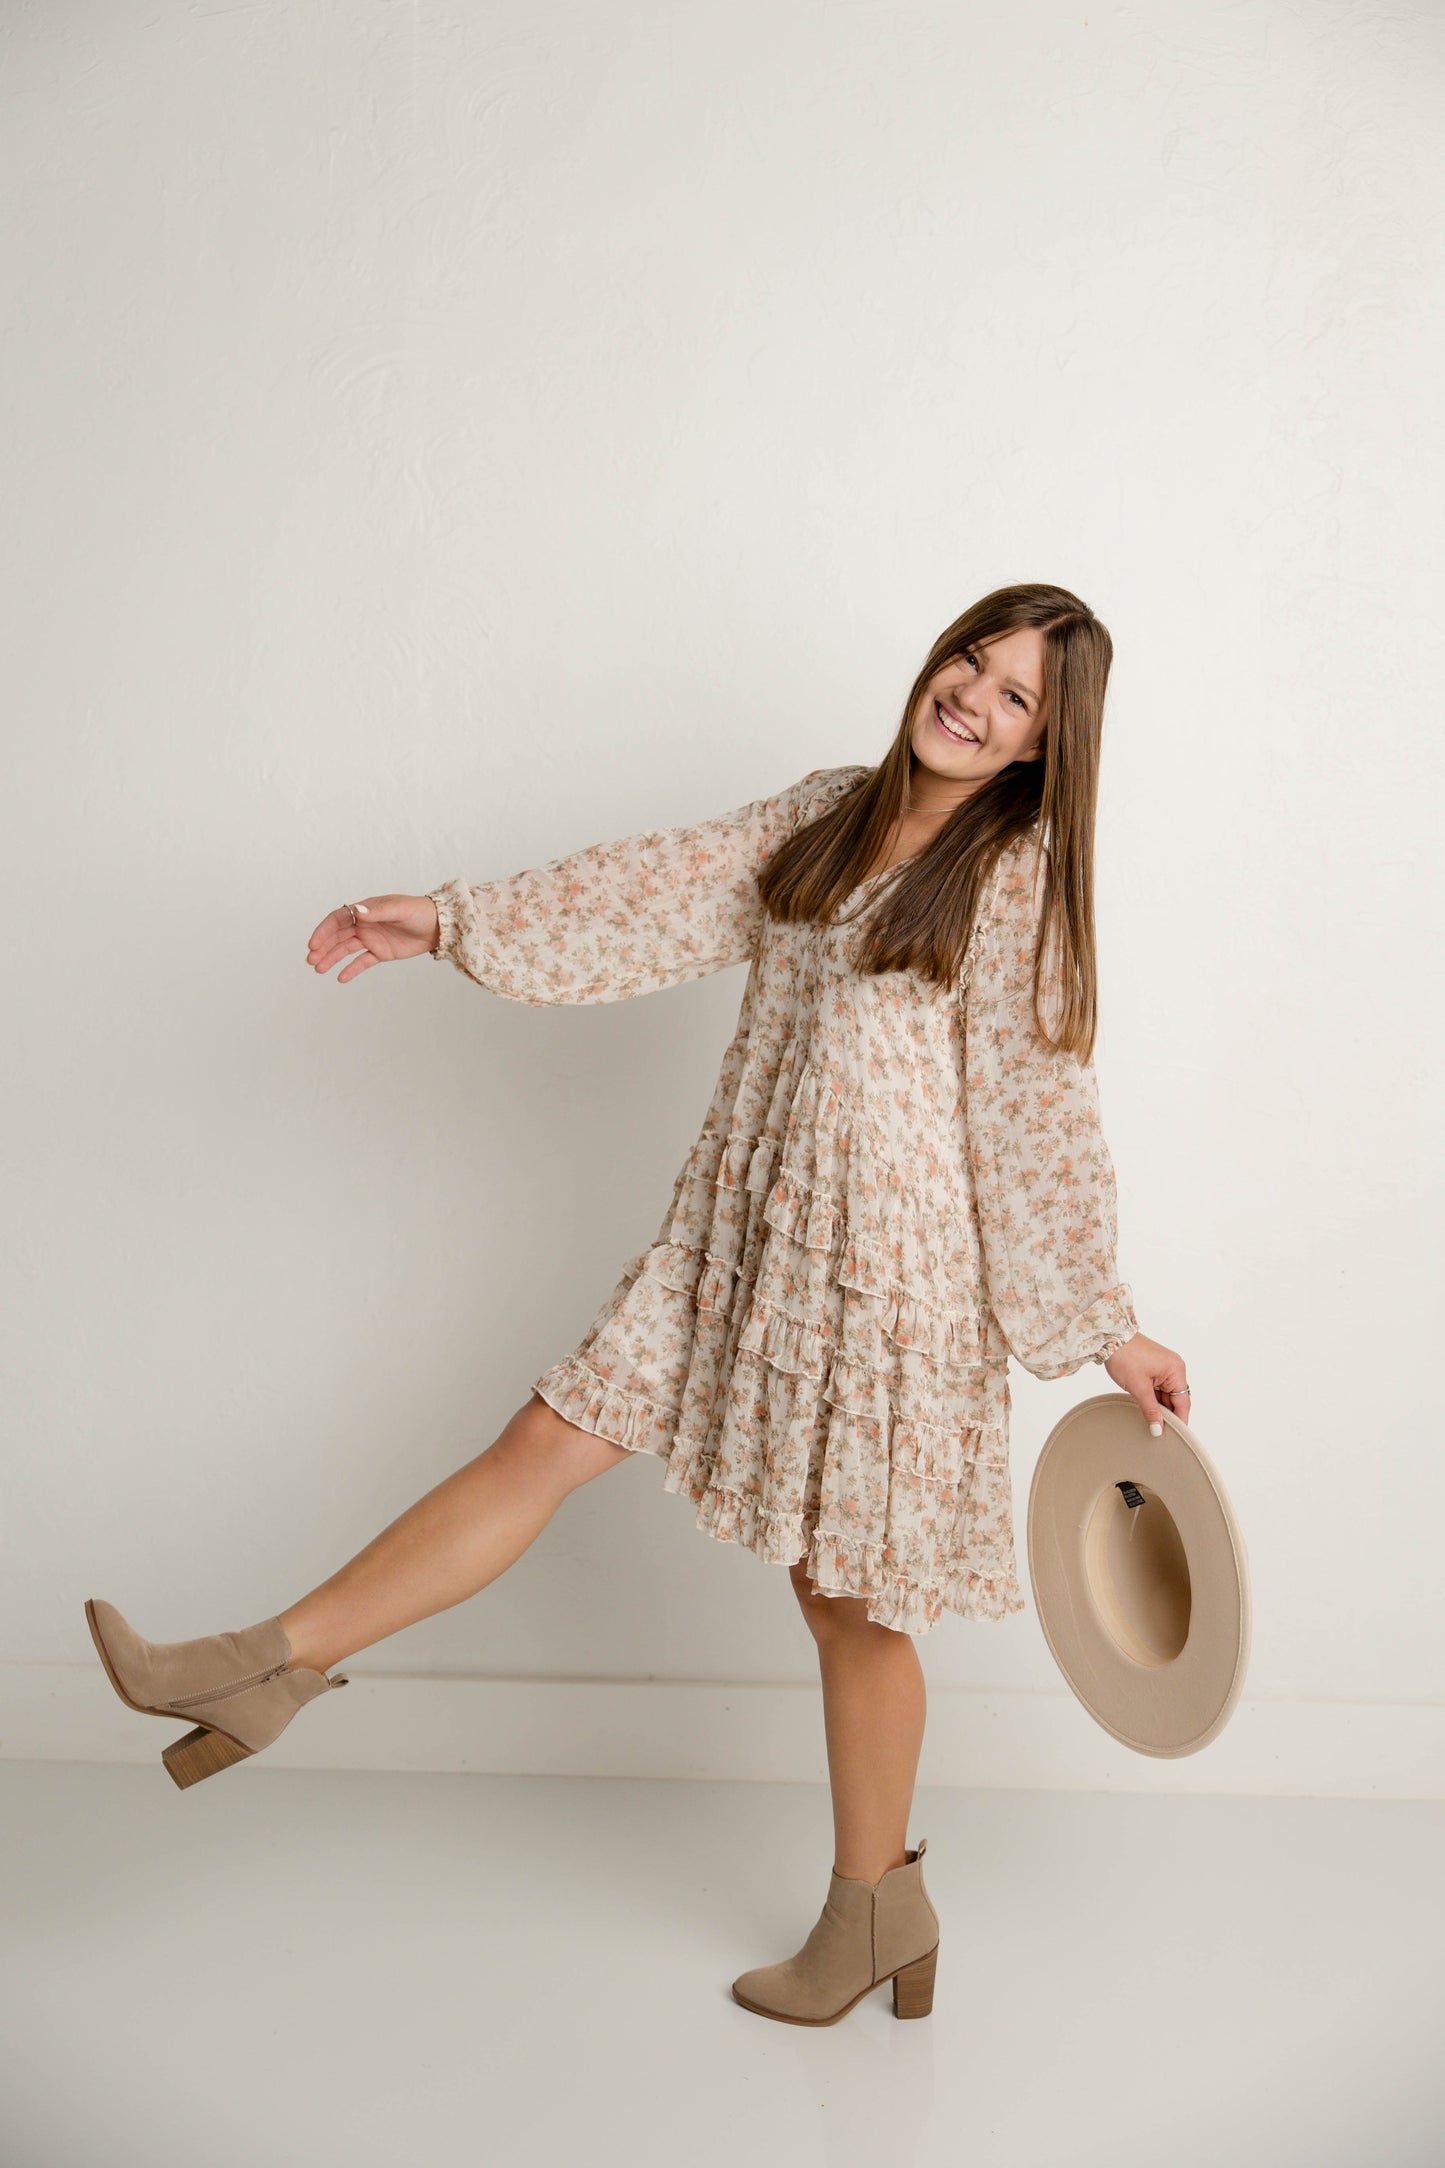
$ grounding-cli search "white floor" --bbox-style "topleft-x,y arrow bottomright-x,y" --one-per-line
1,1760 -> 1441,2168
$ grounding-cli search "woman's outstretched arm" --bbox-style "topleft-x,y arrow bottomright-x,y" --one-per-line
425,765 -> 839,1005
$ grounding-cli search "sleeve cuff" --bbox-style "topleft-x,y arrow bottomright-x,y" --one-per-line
1001,1284 -> 1139,1380
1091,1313 -> 1140,1366
426,881 -> 470,966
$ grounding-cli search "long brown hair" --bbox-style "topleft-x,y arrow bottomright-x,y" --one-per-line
757,582 -> 1115,1062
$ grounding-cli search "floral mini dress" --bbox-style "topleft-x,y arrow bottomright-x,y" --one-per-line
427,763 -> 1137,1634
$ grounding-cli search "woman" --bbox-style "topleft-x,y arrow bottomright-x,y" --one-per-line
84,581 -> 1189,2029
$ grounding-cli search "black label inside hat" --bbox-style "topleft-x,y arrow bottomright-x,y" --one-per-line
1116,1480 -> 1145,1510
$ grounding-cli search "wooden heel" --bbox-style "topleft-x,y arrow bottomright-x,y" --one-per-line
891,1941 -> 938,2019
161,1724 -> 255,1790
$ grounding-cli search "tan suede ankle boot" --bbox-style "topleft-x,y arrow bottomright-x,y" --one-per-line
84,1597 -> 349,1790
731,1838 -> 940,2026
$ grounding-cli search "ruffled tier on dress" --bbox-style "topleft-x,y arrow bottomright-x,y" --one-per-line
532,1052 -> 1027,1634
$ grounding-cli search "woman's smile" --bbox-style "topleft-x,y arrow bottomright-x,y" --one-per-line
933,698 -> 979,746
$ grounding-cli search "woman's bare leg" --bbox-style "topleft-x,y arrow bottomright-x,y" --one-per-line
787,1556 -> 927,1883
277,1393 -> 628,1674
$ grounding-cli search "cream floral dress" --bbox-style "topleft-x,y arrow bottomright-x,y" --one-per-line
427,764 -> 1138,1634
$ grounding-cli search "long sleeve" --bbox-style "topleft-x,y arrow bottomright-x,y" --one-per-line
961,834 -> 1139,1380
426,766 -> 845,1005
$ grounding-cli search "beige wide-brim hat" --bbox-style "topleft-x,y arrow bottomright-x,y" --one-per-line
1025,1391 -> 1252,1758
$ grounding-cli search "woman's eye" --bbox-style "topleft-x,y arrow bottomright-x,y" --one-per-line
959,653 -> 1022,707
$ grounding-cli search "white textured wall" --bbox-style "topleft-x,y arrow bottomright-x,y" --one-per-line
4,0 -> 1441,1786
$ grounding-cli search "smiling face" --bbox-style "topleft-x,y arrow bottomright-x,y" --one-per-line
908,625 -> 1048,807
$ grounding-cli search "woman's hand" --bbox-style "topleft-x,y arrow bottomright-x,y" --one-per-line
1102,1333 -> 1191,1436
305,894 -> 441,984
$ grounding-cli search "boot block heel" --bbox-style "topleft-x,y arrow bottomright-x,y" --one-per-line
891,1941 -> 938,2019
161,1724 -> 255,1790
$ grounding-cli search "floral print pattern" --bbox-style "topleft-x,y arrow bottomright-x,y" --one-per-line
428,764 -> 1137,1634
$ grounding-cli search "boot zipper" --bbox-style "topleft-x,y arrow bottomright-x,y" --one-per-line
167,1658 -> 290,1710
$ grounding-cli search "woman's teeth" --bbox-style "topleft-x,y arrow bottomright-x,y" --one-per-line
935,700 -> 978,745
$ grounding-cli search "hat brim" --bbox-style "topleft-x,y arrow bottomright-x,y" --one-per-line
1025,1392 -> 1252,1758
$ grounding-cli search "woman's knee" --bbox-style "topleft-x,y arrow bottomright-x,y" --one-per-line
499,1392 -> 633,1493
788,1555 -> 872,1639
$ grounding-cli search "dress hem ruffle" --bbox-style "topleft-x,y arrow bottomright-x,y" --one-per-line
530,1352 -> 1028,1636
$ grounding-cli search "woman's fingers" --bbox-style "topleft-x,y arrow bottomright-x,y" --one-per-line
335,949 -> 381,984
1108,1334 -> 1190,1436
309,933 -> 379,981
305,904 -> 361,957
306,898 -> 384,962
1145,1360 -> 1191,1436
307,928 -> 367,975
